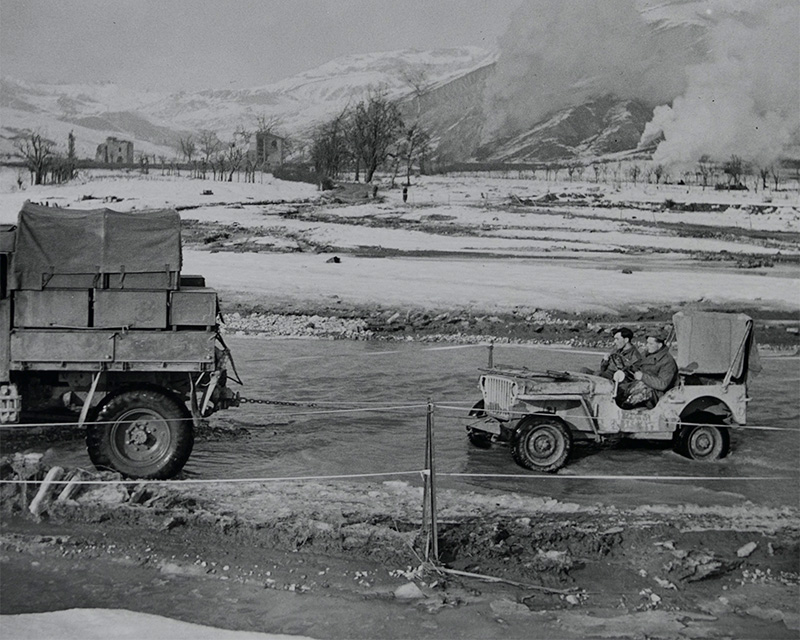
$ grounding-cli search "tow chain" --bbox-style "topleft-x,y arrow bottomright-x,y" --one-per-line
238,396 -> 318,408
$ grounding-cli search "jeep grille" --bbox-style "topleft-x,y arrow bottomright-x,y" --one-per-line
480,375 -> 519,420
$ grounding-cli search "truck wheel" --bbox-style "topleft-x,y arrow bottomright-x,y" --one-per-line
678,423 -> 730,461
87,389 -> 194,479
511,417 -> 572,473
467,400 -> 492,449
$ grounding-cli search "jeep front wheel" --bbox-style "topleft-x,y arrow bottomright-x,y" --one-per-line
678,423 -> 730,461
87,389 -> 194,479
467,400 -> 493,449
511,417 -> 572,473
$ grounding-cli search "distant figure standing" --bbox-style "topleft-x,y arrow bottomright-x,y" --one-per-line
372,185 -> 378,199
402,186 -> 408,203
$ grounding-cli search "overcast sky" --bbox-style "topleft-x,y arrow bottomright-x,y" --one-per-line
1,0 -> 521,91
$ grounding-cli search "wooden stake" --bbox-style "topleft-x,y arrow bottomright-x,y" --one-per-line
426,399 -> 439,562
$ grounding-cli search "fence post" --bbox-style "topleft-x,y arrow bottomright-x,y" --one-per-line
425,398 -> 439,562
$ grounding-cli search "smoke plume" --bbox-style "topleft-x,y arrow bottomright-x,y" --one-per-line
645,1 -> 800,167
485,0 -> 799,166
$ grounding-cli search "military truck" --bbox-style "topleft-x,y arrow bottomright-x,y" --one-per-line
0,202 -> 239,479
466,311 -> 760,472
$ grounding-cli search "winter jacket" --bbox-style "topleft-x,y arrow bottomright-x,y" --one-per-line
599,342 -> 642,379
638,345 -> 678,399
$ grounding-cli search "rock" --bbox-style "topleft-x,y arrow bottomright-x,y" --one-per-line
654,577 -> 677,590
160,562 -> 208,578
82,483 -> 129,505
394,582 -> 425,600
736,541 -> 757,558
12,453 -> 44,479
698,596 -> 731,616
784,612 -> 800,631
128,483 -> 151,505
161,515 -> 186,531
490,598 -> 531,616
326,256 -> 341,264
744,606 -> 784,624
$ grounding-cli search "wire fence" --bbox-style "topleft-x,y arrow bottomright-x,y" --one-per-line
1,398 -> 796,486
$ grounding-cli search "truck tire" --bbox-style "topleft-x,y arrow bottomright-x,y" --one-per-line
87,389 -> 194,479
511,417 -> 572,473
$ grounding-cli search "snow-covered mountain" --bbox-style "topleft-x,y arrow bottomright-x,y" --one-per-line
0,47 -> 497,161
0,51 -> 659,166
2,0 -> 796,167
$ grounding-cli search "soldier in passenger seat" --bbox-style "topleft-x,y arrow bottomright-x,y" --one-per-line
621,332 -> 678,410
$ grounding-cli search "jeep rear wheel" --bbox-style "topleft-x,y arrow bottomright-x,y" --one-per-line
678,423 -> 730,461
87,389 -> 194,479
511,417 -> 572,473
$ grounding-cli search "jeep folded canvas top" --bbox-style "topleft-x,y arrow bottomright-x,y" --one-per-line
11,201 -> 182,290
673,311 -> 761,378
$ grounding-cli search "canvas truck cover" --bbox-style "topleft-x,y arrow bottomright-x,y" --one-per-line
11,202 -> 182,290
673,311 -> 761,378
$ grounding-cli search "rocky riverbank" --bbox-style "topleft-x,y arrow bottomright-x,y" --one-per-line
220,302 -> 800,350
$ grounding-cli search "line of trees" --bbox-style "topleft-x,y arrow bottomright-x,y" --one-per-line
11,118 -> 794,195
437,155 -> 793,193
13,130 -> 77,186
310,90 -> 431,189
169,115 -> 290,183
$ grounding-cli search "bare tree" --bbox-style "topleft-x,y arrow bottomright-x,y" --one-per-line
399,123 -> 430,185
311,109 -> 350,188
255,114 -> 282,136
399,64 -> 431,122
14,130 -> 55,185
198,130 -> 221,164
758,166 -> 770,191
653,164 -> 665,185
697,158 -> 713,190
628,164 -> 641,185
770,164 -> 781,191
178,135 -> 196,164
723,155 -> 745,186
348,91 -> 404,183
567,161 -> 577,182
224,127 -> 250,181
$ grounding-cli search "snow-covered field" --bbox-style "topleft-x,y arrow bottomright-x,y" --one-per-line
2,609 -> 310,640
2,168 -> 798,314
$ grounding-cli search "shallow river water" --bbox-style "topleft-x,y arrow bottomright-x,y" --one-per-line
50,336 -> 800,509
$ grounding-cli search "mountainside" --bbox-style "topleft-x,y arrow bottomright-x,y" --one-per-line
477,96 -> 656,163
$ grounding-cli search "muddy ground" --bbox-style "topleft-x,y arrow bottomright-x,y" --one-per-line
2,469 -> 799,639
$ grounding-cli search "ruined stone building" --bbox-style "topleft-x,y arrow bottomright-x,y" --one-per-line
247,131 -> 284,167
95,137 -> 134,164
